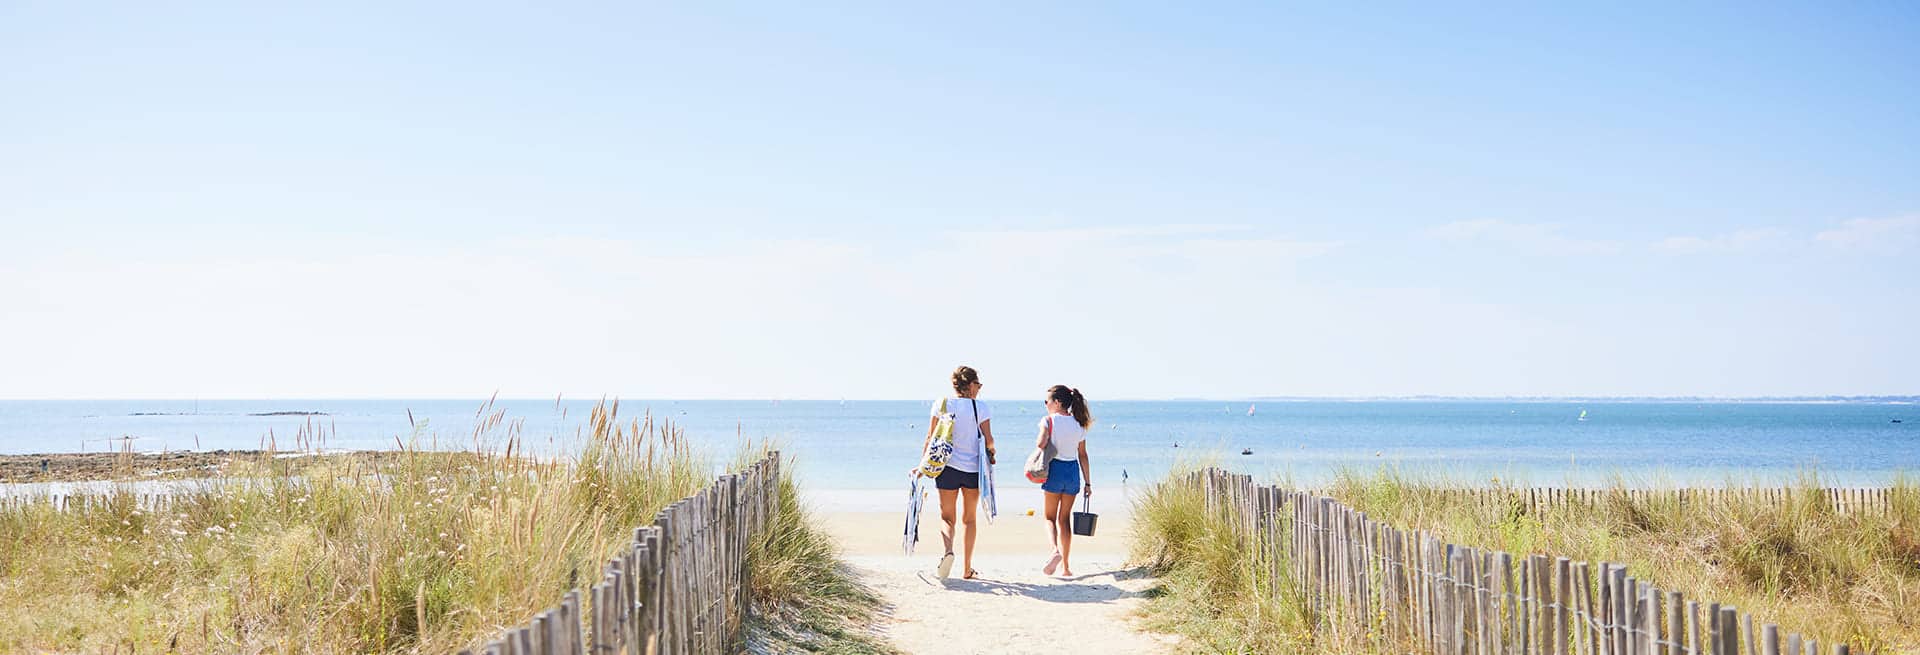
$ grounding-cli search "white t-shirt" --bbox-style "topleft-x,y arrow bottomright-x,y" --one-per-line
1040,413 -> 1085,461
932,397 -> 991,473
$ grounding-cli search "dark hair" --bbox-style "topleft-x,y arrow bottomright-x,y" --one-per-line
951,366 -> 980,394
1046,385 -> 1093,428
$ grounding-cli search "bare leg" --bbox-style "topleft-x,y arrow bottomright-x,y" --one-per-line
1045,493 -> 1060,554
1052,491 -> 1075,576
937,488 -> 958,556
960,486 -> 981,577
1041,492 -> 1062,550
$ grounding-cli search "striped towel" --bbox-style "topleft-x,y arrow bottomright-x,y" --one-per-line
977,433 -> 998,523
902,473 -> 923,555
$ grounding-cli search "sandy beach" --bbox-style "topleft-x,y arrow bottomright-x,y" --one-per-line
822,508 -> 1174,654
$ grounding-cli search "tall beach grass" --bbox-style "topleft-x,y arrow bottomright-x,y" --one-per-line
741,446 -> 898,655
0,401 -> 882,653
1129,460 -> 1920,653
1324,468 -> 1920,651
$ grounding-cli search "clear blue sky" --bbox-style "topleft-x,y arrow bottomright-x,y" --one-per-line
2,2 -> 1915,399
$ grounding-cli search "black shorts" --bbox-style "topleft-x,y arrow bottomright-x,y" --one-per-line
934,467 -> 979,490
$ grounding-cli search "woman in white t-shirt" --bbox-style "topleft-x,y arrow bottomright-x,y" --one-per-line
1035,384 -> 1093,577
914,365 -> 997,579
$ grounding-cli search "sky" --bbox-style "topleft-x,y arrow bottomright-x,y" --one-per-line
1,2 -> 1916,400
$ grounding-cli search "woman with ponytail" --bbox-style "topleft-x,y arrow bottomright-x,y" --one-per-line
1035,384 -> 1093,576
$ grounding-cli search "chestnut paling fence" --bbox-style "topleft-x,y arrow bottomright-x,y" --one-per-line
459,452 -> 781,655
1189,468 -> 1876,655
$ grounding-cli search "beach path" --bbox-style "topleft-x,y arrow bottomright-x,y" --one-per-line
825,511 -> 1175,655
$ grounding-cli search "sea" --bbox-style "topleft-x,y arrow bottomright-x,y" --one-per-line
2,399 -> 1914,511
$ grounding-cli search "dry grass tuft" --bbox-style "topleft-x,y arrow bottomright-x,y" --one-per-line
741,445 -> 899,655
1324,468 -> 1920,651
0,401 -> 721,653
1129,462 -> 1919,653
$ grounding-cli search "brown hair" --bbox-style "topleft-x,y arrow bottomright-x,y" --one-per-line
951,366 -> 980,394
1046,384 -> 1093,428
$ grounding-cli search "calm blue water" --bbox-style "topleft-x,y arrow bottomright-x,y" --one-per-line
2,400 -> 1915,507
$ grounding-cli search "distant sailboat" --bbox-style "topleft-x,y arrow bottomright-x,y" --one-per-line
1247,404 -> 1257,417
1577,409 -> 1589,422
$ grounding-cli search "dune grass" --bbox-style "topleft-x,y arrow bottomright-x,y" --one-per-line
1128,461 -> 1322,654
0,401 -> 872,653
741,448 -> 899,655
1129,462 -> 1920,653
1324,468 -> 1920,652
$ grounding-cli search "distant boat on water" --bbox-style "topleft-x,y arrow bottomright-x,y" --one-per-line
1577,409 -> 1589,422
1240,448 -> 1253,455
1247,404 -> 1257,417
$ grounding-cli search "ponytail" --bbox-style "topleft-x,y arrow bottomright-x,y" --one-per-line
1046,384 -> 1094,429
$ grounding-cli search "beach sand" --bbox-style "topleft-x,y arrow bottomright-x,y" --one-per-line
822,509 -> 1175,655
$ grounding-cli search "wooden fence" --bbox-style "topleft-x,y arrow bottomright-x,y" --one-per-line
460,452 -> 782,655
1191,469 -> 1878,655
1417,486 -> 1901,518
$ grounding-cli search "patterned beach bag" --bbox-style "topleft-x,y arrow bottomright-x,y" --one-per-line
918,397 -> 957,477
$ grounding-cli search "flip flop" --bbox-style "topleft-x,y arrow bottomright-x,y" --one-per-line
1042,552 -> 1061,576
937,552 -> 955,579
963,569 -> 980,580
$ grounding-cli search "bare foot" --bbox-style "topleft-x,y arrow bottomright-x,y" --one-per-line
1059,567 -> 1073,577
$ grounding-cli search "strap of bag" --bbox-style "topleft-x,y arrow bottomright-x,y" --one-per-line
970,397 -> 981,438
1081,493 -> 1091,513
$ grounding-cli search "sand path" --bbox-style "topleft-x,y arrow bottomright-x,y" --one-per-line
825,511 -> 1175,655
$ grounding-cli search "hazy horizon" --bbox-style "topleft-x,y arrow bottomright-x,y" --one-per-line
2,395 -> 1913,403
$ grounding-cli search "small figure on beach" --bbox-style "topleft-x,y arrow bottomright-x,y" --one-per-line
912,366 -> 996,580
1035,385 -> 1094,577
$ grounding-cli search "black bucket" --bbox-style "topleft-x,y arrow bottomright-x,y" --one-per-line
1071,495 -> 1097,536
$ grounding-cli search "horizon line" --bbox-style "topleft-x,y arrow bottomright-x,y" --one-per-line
2,395 -> 1915,403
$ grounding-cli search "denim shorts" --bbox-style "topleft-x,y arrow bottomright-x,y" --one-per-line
1041,459 -> 1081,495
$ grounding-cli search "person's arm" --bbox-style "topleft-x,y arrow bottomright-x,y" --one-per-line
980,419 -> 996,465
1078,440 -> 1091,497
1035,416 -> 1052,449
